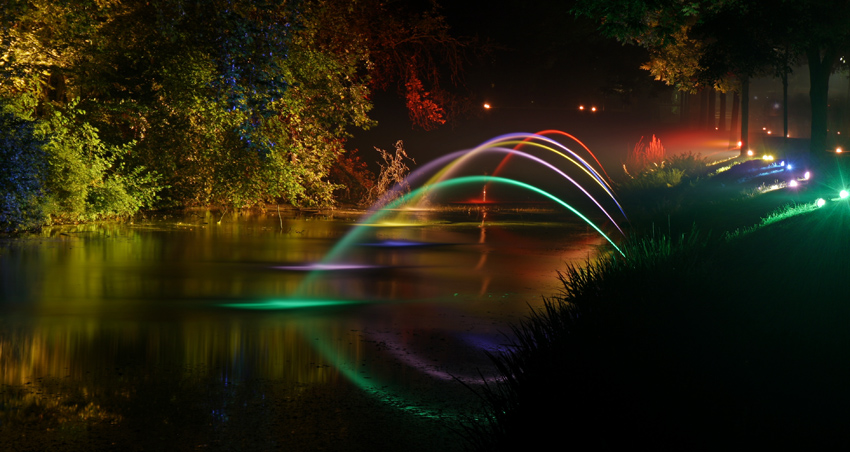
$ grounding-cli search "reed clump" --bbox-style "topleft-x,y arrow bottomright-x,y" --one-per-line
462,201 -> 850,449
461,231 -> 720,450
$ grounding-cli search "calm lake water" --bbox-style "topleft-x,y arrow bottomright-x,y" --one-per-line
0,207 -> 605,451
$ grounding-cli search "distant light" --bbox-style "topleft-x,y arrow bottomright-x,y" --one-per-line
747,149 -> 754,156
786,163 -> 793,170
767,130 -> 772,134
837,147 -> 843,153
762,127 -> 767,130
804,171 -> 810,180
780,160 -> 785,166
591,106 -> 597,112
841,189 -> 849,199
789,179 -> 798,187
578,105 -> 585,111
816,198 -> 827,208
762,154 -> 773,161
483,103 -> 491,109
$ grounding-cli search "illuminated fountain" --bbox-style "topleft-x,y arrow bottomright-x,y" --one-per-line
226,130 -> 628,307
220,130 -> 630,417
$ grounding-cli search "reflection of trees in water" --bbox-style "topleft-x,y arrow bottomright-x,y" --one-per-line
0,319 -> 367,447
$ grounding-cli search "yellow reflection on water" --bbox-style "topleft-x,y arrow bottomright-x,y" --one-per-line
0,209 -> 606,447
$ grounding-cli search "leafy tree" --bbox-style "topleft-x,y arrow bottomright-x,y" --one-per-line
1,0 -> 466,216
573,0 -> 850,156
35,101 -> 162,222
304,0 -> 468,131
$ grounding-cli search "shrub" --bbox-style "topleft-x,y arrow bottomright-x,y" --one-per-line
0,107 -> 48,232
328,148 -> 376,206
620,151 -> 707,192
36,102 -> 163,222
363,140 -> 415,207
625,134 -> 665,176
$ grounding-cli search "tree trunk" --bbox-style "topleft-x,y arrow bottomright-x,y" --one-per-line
699,88 -> 708,129
730,91 -> 740,150
719,92 -> 727,132
807,45 -> 837,155
707,87 -> 716,130
740,76 -> 749,157
782,70 -> 789,139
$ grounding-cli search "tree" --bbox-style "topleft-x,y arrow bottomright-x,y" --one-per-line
1,0 -> 468,217
304,0 -> 468,131
573,0 -> 850,156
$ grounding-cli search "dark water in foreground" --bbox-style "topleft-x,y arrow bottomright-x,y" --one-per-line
0,208 -> 604,451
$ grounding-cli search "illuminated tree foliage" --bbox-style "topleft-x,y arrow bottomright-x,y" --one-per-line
0,104 -> 46,232
0,0 -> 465,225
303,0 -> 465,130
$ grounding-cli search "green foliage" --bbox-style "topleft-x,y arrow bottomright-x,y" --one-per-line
0,106 -> 47,232
1,0 -> 464,215
34,101 -> 162,222
0,97 -> 162,230
621,151 -> 707,191
621,165 -> 686,190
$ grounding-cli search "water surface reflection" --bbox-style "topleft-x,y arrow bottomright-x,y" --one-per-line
1,208 -> 603,450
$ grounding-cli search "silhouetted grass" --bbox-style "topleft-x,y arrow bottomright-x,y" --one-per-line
462,198 -> 850,450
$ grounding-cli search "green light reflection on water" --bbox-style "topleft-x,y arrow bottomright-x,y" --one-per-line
219,299 -> 360,310
218,299 -> 462,420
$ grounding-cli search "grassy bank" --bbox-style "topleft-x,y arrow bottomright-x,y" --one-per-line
463,155 -> 850,449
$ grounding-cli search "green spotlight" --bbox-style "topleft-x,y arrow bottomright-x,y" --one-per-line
816,198 -> 827,208
841,190 -> 849,199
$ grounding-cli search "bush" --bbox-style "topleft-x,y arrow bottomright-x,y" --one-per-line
36,101 -> 163,223
328,148 -> 375,206
363,140 -> 415,207
0,107 -> 48,232
1,99 -> 164,230
621,151 -> 707,191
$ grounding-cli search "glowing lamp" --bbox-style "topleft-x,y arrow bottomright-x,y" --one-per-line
837,147 -> 843,153
767,130 -> 772,134
738,141 -> 743,147
789,180 -> 798,187
816,198 -> 827,208
841,190 -> 849,199
483,103 -> 491,109
591,106 -> 597,112
762,154 -> 774,161
747,149 -> 754,156
803,171 -> 810,180
579,105 -> 585,110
